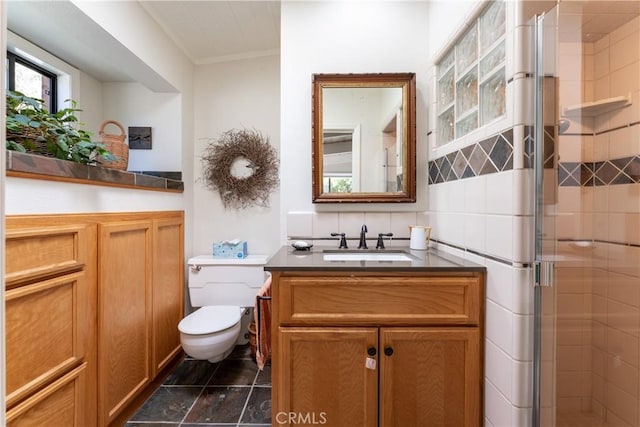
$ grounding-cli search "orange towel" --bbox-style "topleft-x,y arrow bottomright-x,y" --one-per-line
254,274 -> 272,370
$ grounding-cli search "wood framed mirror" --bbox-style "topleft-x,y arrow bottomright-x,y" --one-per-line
312,72 -> 416,203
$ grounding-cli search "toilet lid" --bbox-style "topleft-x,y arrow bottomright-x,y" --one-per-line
178,305 -> 241,335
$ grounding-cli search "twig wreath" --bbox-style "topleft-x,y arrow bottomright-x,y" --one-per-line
201,128 -> 279,209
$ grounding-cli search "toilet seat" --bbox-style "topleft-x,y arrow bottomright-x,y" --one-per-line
178,305 -> 241,335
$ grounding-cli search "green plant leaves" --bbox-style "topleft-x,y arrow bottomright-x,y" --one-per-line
5,90 -> 116,166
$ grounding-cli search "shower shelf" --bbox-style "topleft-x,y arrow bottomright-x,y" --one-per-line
562,94 -> 631,117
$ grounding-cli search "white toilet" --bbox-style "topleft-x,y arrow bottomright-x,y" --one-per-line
179,254 -> 269,363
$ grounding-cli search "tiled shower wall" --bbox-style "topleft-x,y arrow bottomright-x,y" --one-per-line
425,3 -> 541,424
427,124 -> 535,426
555,16 -> 640,426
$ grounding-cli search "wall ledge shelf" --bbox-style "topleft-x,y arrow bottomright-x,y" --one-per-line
562,94 -> 631,117
5,150 -> 184,192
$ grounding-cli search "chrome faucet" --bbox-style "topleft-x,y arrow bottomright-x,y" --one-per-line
358,224 -> 368,249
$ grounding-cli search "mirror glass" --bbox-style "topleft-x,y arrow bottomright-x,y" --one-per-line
312,73 -> 416,203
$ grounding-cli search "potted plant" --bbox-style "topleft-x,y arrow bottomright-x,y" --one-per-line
5,90 -> 116,165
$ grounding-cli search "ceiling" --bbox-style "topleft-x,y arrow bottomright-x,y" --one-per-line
556,1 -> 640,42
6,1 -> 640,83
139,1 -> 281,64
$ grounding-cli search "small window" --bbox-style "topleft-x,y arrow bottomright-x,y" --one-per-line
7,52 -> 57,112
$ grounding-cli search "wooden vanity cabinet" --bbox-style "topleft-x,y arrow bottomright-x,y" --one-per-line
5,211 -> 184,427
271,271 -> 485,427
5,222 -> 96,427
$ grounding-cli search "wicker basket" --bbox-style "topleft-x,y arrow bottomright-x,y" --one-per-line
99,120 -> 128,170
6,127 -> 50,155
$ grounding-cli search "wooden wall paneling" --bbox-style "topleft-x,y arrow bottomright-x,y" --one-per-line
152,215 -> 185,375
97,220 -> 153,426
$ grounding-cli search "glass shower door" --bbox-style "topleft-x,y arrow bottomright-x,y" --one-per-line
534,2 -> 640,426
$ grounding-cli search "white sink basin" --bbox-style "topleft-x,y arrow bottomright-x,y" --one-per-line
322,251 -> 414,262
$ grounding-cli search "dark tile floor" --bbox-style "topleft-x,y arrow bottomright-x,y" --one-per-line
126,345 -> 271,427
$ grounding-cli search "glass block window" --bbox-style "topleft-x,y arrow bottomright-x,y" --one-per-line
436,1 -> 506,145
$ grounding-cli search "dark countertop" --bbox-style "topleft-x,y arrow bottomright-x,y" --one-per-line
265,245 -> 486,272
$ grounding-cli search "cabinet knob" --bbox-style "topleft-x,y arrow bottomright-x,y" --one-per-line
384,346 -> 394,356
367,347 -> 377,356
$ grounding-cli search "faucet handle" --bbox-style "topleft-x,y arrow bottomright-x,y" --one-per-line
376,233 -> 393,249
330,232 -> 348,249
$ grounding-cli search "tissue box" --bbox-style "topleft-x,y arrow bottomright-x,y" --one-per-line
213,240 -> 248,259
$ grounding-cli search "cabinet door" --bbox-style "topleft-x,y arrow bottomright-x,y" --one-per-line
379,328 -> 481,427
276,328 -> 378,427
5,223 -> 95,426
98,220 -> 153,426
6,364 -> 87,427
152,216 -> 184,375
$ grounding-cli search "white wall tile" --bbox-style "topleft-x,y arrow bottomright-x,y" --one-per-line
487,171 -> 514,215
609,184 -> 640,213
364,212 -> 391,236
390,212 -> 417,238
594,44 -> 610,80
416,211 -> 429,227
610,15 -> 640,44
610,28 -> 640,73
485,214 -> 514,260
512,406 -> 532,427
464,250 -> 486,266
437,180 -> 466,212
513,215 -> 533,263
338,212 -> 365,236
513,75 -> 535,126
609,213 -> 640,245
487,300 -> 514,356
511,169 -> 534,215
486,339 -> 513,402
485,379 -> 514,427
512,267 -> 534,316
512,124 -> 525,170
464,213 -> 486,253
557,187 -> 582,214
594,185 -> 611,214
463,175 -> 487,214
511,359 -> 533,407
609,90 -> 640,130
486,258 -> 515,311
595,75 -> 610,102
312,212 -> 339,238
611,62 -> 640,97
513,313 -> 534,362
609,103 -> 640,158
287,211 -> 313,237
437,211 -> 465,247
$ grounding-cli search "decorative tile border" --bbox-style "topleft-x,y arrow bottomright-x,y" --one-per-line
428,125 -> 555,184
559,156 -> 640,186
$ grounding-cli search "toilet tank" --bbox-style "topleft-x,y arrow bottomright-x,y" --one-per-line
187,254 -> 270,308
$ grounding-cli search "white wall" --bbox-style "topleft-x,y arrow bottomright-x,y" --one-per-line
280,1 -> 430,235
4,1 -> 196,256
102,82 -> 182,172
192,54 -> 281,257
